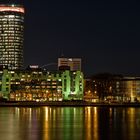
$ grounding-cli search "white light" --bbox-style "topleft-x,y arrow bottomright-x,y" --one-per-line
29,65 -> 39,69
9,15 -> 15,18
71,92 -> 75,94
68,58 -> 72,61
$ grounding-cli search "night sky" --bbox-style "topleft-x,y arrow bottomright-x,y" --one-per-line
1,0 -> 140,76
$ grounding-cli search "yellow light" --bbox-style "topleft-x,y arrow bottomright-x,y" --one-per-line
88,90 -> 91,93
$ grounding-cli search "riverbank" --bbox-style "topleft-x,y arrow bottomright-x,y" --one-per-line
0,101 -> 140,107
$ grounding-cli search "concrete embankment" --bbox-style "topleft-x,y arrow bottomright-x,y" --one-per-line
0,101 -> 140,107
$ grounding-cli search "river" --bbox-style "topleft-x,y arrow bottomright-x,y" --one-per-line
0,107 -> 140,140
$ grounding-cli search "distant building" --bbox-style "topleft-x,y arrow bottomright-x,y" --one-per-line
121,77 -> 140,102
58,58 -> 81,71
0,4 -> 25,70
0,67 -> 84,101
88,74 -> 140,102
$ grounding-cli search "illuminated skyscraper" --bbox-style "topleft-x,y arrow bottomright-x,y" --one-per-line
0,4 -> 24,70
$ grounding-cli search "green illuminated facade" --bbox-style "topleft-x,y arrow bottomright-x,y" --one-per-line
0,67 -> 84,101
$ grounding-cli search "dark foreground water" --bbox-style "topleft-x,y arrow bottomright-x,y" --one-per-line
0,107 -> 140,140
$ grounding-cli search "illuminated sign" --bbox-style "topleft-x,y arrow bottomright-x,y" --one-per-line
29,65 -> 39,69
0,7 -> 24,13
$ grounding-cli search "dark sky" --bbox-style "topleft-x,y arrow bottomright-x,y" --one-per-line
2,0 -> 140,76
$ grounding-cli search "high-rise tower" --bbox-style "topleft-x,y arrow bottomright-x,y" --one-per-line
0,4 -> 24,70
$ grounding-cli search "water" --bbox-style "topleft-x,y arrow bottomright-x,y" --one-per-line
0,107 -> 140,140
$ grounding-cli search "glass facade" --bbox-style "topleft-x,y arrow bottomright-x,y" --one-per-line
0,5 -> 24,70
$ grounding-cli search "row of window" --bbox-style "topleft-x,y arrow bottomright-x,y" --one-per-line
0,18 -> 24,22
0,62 -> 21,65
0,25 -> 23,27
0,46 -> 22,49
0,28 -> 23,31
0,38 -> 23,41
0,61 -> 20,64
1,30 -> 23,33
0,15 -> 24,19
1,52 -> 22,55
0,55 -> 21,58
0,34 -> 23,37
0,58 -> 22,62
0,40 -> 23,43
1,49 -> 22,52
0,23 -> 23,27
0,45 -> 22,48
0,36 -> 23,39
0,51 -> 22,54
0,21 -> 23,24
0,58 -> 18,61
0,24 -> 23,28
0,42 -> 22,45
2,30 -> 23,33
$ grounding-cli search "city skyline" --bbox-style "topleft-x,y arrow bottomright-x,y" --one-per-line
1,0 -> 140,76
0,3 -> 140,140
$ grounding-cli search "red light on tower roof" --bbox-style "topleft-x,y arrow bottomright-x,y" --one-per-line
0,6 -> 24,13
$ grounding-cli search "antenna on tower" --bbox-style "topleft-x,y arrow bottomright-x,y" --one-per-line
60,49 -> 64,58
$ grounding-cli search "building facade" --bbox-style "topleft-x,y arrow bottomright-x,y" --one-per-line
0,66 -> 84,101
0,4 -> 24,70
121,77 -> 140,102
85,74 -> 140,103
58,58 -> 81,71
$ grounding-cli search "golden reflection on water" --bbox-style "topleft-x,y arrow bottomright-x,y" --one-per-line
0,107 -> 140,140
125,108 -> 139,139
85,107 -> 99,140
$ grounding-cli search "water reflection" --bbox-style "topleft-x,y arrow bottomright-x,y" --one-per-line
0,107 -> 140,140
42,107 -> 84,140
84,107 -> 99,140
